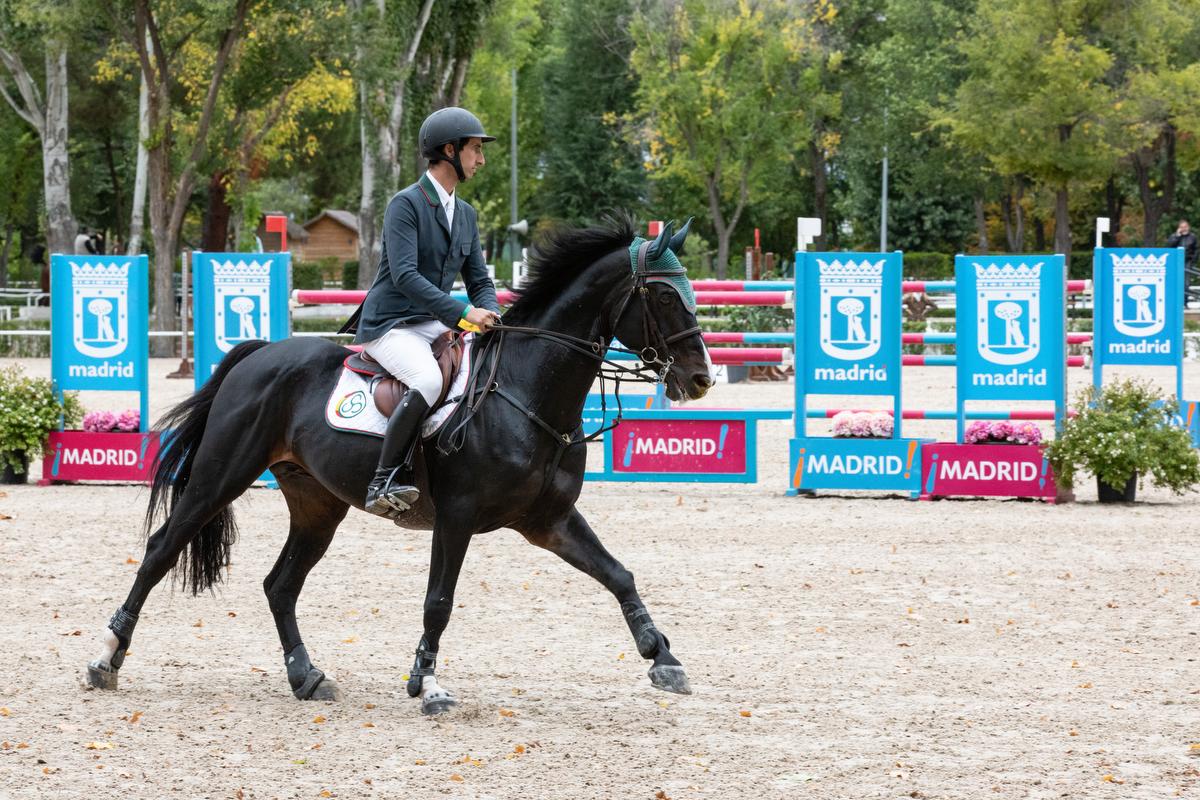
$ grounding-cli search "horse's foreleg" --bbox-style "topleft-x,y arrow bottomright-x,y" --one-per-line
268,468 -> 350,701
518,508 -> 691,695
407,526 -> 471,715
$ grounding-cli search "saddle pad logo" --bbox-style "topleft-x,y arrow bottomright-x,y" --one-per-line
818,258 -> 884,361
336,390 -> 368,419
1111,253 -> 1167,338
71,261 -> 130,358
975,262 -> 1041,365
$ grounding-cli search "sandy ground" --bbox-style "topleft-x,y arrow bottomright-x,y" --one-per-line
1,358 -> 1199,799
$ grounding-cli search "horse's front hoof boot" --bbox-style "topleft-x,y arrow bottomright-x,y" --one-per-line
86,661 -> 118,690
308,679 -> 343,702
648,664 -> 691,695
421,695 -> 457,716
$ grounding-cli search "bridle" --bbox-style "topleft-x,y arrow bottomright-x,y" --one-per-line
434,239 -> 704,476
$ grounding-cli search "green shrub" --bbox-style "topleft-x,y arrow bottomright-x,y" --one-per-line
293,261 -> 324,290
0,364 -> 83,470
342,260 -> 359,289
903,252 -> 954,280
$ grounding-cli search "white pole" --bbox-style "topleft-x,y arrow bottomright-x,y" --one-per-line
1095,217 -> 1110,249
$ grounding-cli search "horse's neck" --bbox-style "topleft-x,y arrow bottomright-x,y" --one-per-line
501,263 -> 627,432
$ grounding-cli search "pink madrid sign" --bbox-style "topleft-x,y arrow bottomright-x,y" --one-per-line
41,431 -> 160,484
611,419 -> 746,474
920,442 -> 1057,500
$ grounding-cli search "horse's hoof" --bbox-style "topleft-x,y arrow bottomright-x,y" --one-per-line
86,661 -> 118,690
421,695 -> 457,716
648,664 -> 692,695
308,679 -> 343,702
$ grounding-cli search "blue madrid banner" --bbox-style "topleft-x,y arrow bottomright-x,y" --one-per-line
192,252 -> 291,389
1093,247 -> 1183,373
793,251 -> 903,433
954,254 -> 1066,434
51,254 -> 149,397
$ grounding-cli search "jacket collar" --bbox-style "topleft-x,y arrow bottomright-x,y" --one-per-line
418,173 -> 441,207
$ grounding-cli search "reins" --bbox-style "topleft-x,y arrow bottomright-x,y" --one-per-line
434,240 -> 701,482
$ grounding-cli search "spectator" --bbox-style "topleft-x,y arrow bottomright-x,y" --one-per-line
1166,219 -> 1197,272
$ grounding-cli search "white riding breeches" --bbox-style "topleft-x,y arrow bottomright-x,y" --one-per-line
361,320 -> 453,406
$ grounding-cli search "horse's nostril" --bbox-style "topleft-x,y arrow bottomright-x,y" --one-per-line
694,374 -> 714,389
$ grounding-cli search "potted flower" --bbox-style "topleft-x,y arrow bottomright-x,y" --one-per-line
1044,378 -> 1200,503
832,411 -> 894,438
963,420 -> 1043,446
0,365 -> 83,483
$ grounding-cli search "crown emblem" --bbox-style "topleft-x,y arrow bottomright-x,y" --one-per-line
70,261 -> 130,289
975,262 -> 1042,291
1111,253 -> 1167,276
213,259 -> 272,288
818,259 -> 885,286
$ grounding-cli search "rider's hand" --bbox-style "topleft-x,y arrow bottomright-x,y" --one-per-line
466,307 -> 500,332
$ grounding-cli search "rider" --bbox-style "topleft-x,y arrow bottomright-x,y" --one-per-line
345,107 -> 502,517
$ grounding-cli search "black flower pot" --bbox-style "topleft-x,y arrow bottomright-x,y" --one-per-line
1097,474 -> 1137,503
1,451 -> 29,484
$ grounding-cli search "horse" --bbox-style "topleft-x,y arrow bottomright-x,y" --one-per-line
86,217 -> 714,714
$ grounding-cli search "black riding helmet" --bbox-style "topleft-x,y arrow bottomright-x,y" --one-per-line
420,107 -> 495,181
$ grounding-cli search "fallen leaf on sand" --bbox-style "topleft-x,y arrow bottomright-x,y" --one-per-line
319,791 -> 333,798
414,759 -> 426,765
498,709 -> 516,718
125,558 -> 139,565
84,742 -> 114,750
1101,775 -> 1124,784
128,711 -> 143,724
514,745 -> 525,754
0,708 -> 9,717
341,636 -> 357,643
312,715 -> 326,724
192,620 -> 203,628
450,774 -> 464,782
362,722 -> 375,728
739,710 -> 752,718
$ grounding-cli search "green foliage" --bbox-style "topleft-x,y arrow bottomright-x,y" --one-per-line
293,261 -> 324,289
1045,378 -> 1200,494
341,260 -> 358,289
721,304 -> 792,334
0,364 -> 83,469
902,252 -> 953,279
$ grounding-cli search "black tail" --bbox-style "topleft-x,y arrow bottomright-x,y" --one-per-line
145,339 -> 271,595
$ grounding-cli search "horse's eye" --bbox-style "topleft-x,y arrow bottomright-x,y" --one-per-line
658,292 -> 674,306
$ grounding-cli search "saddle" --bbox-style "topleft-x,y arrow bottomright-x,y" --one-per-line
343,331 -> 464,416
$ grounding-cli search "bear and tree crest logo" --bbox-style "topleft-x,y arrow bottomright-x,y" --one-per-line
975,262 -> 1041,365
817,258 -> 885,361
1111,253 -> 1166,338
71,261 -> 130,359
213,259 -> 272,352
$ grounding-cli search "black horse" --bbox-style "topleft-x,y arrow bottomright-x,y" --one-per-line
86,218 -> 713,714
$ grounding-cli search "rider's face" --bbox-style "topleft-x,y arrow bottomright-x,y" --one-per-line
456,138 -> 486,179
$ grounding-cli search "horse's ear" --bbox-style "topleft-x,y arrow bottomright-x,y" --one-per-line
647,221 -> 674,262
669,217 -> 693,256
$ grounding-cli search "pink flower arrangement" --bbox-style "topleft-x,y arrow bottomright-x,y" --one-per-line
82,409 -> 140,433
832,411 -> 894,438
963,420 -> 1042,445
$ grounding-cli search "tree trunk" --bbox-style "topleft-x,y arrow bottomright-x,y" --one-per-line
1014,182 -> 1025,252
41,41 -> 76,255
357,105 -> 380,288
127,58 -> 149,255
148,139 -> 178,355
1054,187 -> 1070,256
974,195 -> 988,254
0,222 -> 13,288
808,138 -> 827,248
1133,125 -> 1176,246
1033,215 -> 1046,251
202,171 -> 232,252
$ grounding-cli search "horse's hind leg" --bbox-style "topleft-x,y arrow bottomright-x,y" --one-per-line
517,508 -> 691,695
86,432 -> 273,690
265,465 -> 349,701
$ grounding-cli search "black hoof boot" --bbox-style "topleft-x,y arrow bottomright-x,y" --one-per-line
86,661 -> 119,690
365,466 -> 420,518
285,644 -> 340,701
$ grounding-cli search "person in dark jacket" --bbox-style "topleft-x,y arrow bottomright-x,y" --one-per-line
344,107 -> 501,518
1167,219 -> 1198,272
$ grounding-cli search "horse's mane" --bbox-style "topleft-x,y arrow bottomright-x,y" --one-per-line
504,213 -> 636,324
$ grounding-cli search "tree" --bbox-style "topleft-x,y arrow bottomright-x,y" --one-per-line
938,0 -> 1132,256
631,0 -> 808,278
0,2 -> 78,254
539,0 -> 645,225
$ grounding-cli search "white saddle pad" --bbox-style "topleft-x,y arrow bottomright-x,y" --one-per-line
325,333 -> 475,439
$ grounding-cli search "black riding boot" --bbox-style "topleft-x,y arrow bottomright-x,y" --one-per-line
364,389 -> 430,518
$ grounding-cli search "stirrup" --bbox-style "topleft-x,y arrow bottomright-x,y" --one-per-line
365,466 -> 419,518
